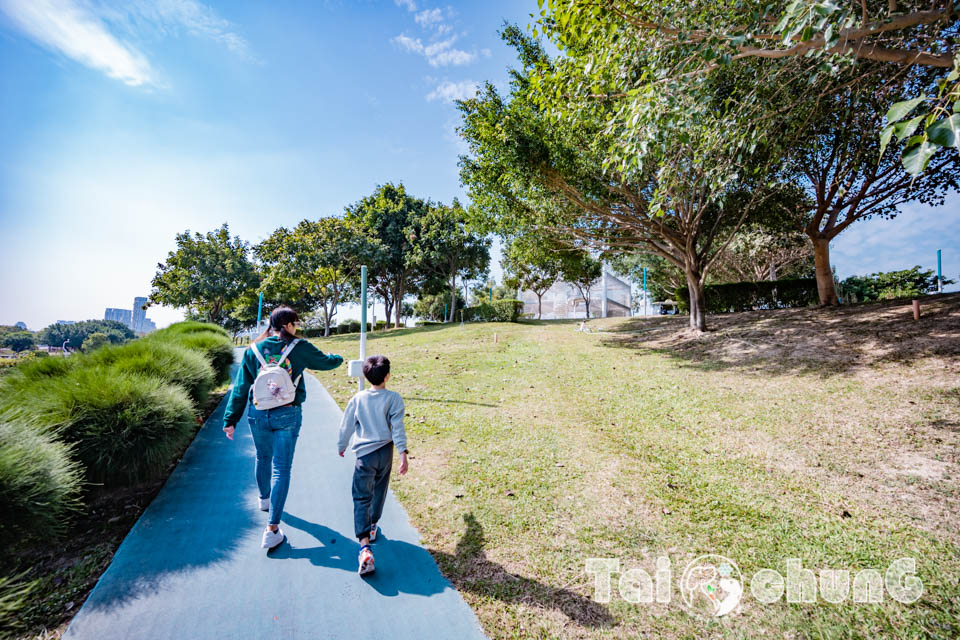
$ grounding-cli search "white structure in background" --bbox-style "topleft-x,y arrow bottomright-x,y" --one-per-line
520,268 -> 632,319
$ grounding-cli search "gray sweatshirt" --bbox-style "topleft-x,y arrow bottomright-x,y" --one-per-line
337,388 -> 407,458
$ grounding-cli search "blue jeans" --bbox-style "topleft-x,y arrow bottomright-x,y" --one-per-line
248,404 -> 302,526
352,443 -> 393,540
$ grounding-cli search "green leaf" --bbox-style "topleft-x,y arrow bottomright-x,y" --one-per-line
878,124 -> 895,159
885,95 -> 926,124
901,140 -> 939,176
893,115 -> 925,142
926,114 -> 960,148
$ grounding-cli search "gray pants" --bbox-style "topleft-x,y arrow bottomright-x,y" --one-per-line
352,443 -> 393,540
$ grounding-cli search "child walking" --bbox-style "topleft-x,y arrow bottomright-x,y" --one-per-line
223,306 -> 343,551
337,355 -> 408,575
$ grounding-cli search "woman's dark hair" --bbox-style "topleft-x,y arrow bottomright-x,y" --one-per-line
362,355 -> 390,386
270,305 -> 299,342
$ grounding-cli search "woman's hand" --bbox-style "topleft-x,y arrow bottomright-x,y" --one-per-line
398,451 -> 409,475
223,425 -> 235,440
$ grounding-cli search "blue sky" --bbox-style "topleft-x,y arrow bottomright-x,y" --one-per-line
0,0 -> 957,330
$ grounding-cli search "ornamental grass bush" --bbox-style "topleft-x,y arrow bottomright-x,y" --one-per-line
147,324 -> 234,384
0,418 -> 81,539
88,340 -> 215,408
1,365 -> 196,485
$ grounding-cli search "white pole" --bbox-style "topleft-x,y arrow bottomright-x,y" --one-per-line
359,265 -> 367,392
601,268 -> 608,318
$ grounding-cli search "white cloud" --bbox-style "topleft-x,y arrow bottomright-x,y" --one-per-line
392,34 -> 477,67
101,0 -> 254,60
0,0 -> 155,86
414,8 -> 442,27
426,79 -> 478,103
394,0 -> 416,11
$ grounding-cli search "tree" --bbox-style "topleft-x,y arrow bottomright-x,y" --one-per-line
469,278 -> 517,306
414,291 -> 467,322
458,27 -> 791,331
257,217 -> 379,337
2,331 -> 35,353
81,332 -> 110,352
501,235 -> 562,319
785,69 -> 960,304
38,320 -> 134,351
706,201 -> 815,283
558,249 -> 603,319
406,200 -> 490,322
534,1 -> 960,175
840,266 -> 955,302
346,183 -> 428,328
149,224 -> 259,326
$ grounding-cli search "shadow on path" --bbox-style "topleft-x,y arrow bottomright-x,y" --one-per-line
275,511 -> 614,628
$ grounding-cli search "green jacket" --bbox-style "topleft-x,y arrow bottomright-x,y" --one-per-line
223,337 -> 343,427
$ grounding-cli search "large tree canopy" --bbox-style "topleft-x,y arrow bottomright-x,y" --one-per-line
257,217 -> 380,336
534,1 -> 960,174
346,183 -> 429,328
149,224 -> 259,327
459,27 -> 797,330
406,199 -> 490,322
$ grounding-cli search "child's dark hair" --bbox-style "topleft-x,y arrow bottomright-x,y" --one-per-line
363,355 -> 390,386
270,305 -> 299,342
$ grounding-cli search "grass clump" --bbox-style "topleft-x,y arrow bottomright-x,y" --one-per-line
40,366 -> 196,485
0,418 -> 81,538
147,323 -> 234,385
89,340 -> 215,408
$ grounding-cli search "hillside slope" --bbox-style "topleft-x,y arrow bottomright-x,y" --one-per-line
309,296 -> 959,639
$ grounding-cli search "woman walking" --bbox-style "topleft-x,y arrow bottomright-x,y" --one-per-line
222,305 -> 344,550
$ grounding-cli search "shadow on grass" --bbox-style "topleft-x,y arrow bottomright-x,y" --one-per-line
276,512 -> 614,628
405,396 -> 498,408
431,513 -> 615,628
599,293 -> 960,378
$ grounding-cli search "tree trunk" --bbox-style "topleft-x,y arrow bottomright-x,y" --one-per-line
685,269 -> 708,332
537,292 -> 543,320
449,276 -> 458,323
394,281 -> 404,328
810,235 -> 839,306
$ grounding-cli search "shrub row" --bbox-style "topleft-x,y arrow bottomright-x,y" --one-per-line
675,278 -> 818,314
0,321 -> 233,543
461,299 -> 524,323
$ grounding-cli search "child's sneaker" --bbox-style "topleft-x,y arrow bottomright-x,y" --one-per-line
261,527 -> 285,550
358,545 -> 375,575
258,497 -> 270,512
369,523 -> 378,542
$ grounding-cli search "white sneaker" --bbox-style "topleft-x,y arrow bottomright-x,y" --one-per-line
261,527 -> 284,550
258,497 -> 270,512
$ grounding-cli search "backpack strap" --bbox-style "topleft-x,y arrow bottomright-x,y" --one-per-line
250,341 -> 268,368
277,338 -> 300,367
279,339 -> 303,387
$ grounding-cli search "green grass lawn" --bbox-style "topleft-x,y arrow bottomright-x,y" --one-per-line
308,303 -> 959,639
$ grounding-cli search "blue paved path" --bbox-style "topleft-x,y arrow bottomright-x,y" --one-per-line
64,355 -> 487,640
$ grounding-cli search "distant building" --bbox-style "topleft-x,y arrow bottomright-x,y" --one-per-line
140,318 -> 157,332
56,320 -> 77,325
520,269 -> 632,320
132,297 -> 148,332
14,321 -> 27,330
105,308 -> 132,326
